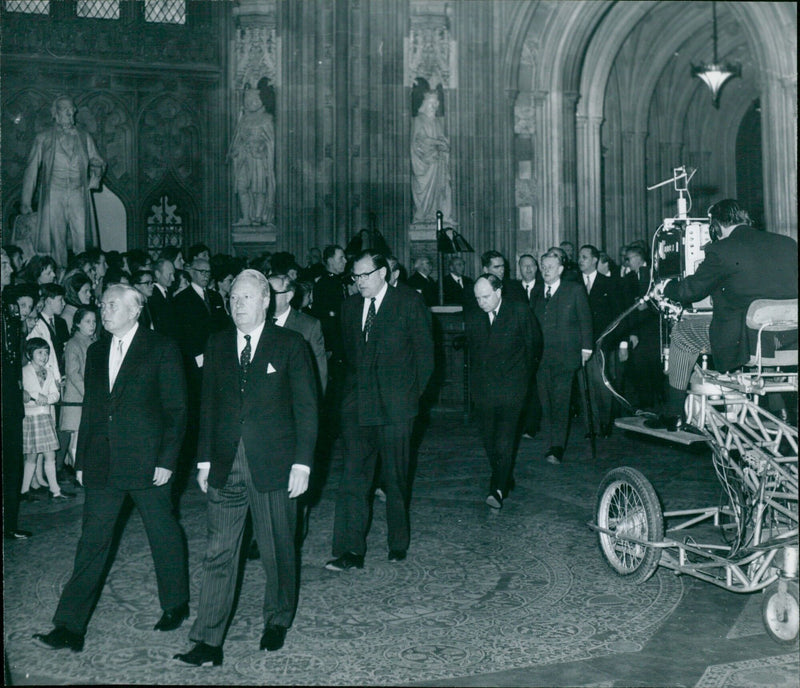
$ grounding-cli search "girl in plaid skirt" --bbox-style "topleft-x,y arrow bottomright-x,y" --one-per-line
20,337 -> 65,500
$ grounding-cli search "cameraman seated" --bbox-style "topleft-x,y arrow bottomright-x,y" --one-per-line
654,199 -> 798,420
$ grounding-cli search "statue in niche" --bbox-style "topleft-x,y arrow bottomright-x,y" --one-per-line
20,95 -> 105,267
230,82 -> 275,226
410,81 -> 454,226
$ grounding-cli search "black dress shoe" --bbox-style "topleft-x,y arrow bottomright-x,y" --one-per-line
33,626 -> 84,652
20,492 -> 38,502
154,602 -> 189,631
5,529 -> 32,540
388,549 -> 406,562
485,490 -> 503,509
247,539 -> 260,561
260,624 -> 287,651
545,446 -> 564,465
325,552 -> 364,571
174,642 -> 223,667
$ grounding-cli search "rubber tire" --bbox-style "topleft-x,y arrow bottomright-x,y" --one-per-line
762,580 -> 800,644
595,466 -> 664,583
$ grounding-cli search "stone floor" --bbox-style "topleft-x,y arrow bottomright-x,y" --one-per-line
3,410 -> 798,686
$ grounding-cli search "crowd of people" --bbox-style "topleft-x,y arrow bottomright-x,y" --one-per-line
8,199 -> 792,665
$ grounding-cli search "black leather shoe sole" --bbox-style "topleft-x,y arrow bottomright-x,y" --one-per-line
260,625 -> 287,651
174,643 -> 223,666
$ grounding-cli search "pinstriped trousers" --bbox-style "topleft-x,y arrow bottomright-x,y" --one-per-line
189,441 -> 298,647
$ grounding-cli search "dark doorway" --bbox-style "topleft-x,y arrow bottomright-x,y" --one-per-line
735,99 -> 764,229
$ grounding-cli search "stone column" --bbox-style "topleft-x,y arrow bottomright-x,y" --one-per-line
761,74 -> 797,238
621,129 -> 647,241
576,112 -> 604,247
561,91 -> 579,245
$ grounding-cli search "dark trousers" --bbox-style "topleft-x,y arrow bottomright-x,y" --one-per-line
521,361 -> 542,435
476,401 -> 523,496
53,482 -> 188,635
2,409 -> 23,533
190,442 -> 298,647
333,415 -> 413,557
537,363 -> 578,451
580,353 -> 614,431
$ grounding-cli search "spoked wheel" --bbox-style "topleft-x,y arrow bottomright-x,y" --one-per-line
762,579 -> 800,644
595,467 -> 664,583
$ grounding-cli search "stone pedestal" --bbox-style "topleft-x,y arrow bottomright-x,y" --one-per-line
430,307 -> 469,416
232,222 -> 277,257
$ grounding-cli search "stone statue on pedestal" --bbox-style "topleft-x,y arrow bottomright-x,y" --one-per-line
230,85 -> 275,227
410,89 -> 454,227
20,95 -> 105,267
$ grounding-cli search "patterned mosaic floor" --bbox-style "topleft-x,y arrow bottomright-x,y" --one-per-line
4,412 -> 796,685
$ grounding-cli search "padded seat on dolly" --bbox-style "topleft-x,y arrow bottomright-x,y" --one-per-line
745,298 -> 798,369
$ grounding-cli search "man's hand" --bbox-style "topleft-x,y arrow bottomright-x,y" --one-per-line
287,466 -> 309,499
197,467 -> 210,494
152,467 -> 173,486
581,349 -> 592,366
76,470 -> 83,486
629,335 -> 639,349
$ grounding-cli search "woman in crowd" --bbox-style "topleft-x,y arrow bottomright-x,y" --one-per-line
61,272 -> 94,332
59,306 -> 97,469
19,255 -> 58,287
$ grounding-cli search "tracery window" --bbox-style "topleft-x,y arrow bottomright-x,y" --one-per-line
76,0 -> 119,19
147,195 -> 184,251
144,0 -> 185,25
3,0 -> 49,14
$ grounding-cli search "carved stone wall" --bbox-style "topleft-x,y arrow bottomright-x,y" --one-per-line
1,2 -> 229,254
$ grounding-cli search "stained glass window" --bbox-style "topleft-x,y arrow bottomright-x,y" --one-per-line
147,196 -> 184,251
76,0 -> 119,19
144,0 -> 185,25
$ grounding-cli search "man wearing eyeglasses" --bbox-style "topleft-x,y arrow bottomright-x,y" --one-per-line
325,250 -> 434,571
173,257 -> 228,506
133,268 -> 156,330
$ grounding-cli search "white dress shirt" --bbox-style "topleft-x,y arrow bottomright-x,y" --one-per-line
522,280 -> 536,299
198,318 -> 308,475
272,307 -> 291,328
583,270 -> 597,293
361,281 -> 389,329
109,322 -> 139,390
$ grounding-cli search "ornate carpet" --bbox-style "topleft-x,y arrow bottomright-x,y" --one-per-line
4,414 -> 717,685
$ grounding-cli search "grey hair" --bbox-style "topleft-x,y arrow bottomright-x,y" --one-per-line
103,283 -> 143,314
232,268 -> 270,298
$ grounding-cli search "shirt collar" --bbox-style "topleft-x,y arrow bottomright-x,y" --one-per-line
273,307 -> 291,328
191,283 -> 204,299
371,281 -> 389,310
521,278 -> 536,289
114,322 -> 139,351
237,319 -> 267,356
545,279 -> 561,294
155,283 -> 168,297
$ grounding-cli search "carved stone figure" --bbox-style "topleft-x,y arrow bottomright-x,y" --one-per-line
20,96 -> 106,267
230,85 -> 275,226
410,90 -> 454,226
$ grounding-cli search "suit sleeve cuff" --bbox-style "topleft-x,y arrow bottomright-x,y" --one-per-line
292,463 -> 311,475
196,462 -> 211,470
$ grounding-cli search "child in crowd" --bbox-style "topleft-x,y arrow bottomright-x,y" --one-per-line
20,338 -> 69,501
14,285 -> 39,336
60,307 -> 97,467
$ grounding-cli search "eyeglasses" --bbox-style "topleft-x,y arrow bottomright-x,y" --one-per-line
352,267 -> 381,281
137,280 -> 153,286
193,269 -> 211,276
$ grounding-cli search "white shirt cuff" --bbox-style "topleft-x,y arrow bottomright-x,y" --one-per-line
292,464 -> 310,475
196,462 -> 210,470
194,354 -> 204,368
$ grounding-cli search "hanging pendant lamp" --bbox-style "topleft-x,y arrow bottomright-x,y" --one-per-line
691,1 -> 741,108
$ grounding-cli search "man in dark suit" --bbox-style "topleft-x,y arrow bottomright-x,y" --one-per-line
465,274 -> 538,508
442,255 -> 474,307
132,268 -> 156,330
661,199 -> 798,373
174,270 -> 317,666
149,258 -> 177,338
509,254 -> 545,438
172,257 -> 228,500
406,256 -> 438,307
622,244 -> 661,408
34,284 -> 189,652
326,250 -> 434,571
578,244 -> 625,436
534,251 -> 593,465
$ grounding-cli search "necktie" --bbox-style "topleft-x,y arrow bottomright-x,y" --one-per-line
363,298 -> 376,341
272,317 -> 278,325
585,274 -> 591,293
545,286 -> 552,302
489,309 -> 497,325
526,283 -> 532,301
240,334 -> 252,368
203,289 -> 212,313
110,338 -> 124,389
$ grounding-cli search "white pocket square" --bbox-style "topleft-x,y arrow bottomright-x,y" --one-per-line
267,363 -> 277,374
